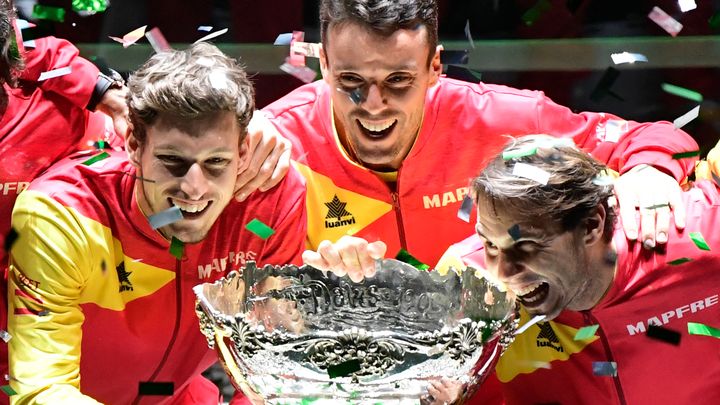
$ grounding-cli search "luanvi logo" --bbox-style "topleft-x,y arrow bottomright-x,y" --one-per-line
324,195 -> 356,228
536,322 -> 564,352
116,262 -> 134,292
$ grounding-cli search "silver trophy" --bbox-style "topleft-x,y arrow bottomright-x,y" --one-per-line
193,260 -> 517,404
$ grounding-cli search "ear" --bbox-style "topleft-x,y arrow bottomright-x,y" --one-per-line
319,45 -> 331,84
125,128 -> 142,168
428,44 -> 442,87
583,203 -> 607,247
237,133 -> 251,172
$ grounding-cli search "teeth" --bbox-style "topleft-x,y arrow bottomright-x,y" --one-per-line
359,119 -> 395,132
513,282 -> 543,297
171,199 -> 208,213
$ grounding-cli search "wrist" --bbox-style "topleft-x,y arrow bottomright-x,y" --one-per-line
87,72 -> 124,111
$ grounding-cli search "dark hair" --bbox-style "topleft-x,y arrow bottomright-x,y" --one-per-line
319,0 -> 438,64
0,0 -> 24,87
127,42 -> 254,144
472,135 -> 617,241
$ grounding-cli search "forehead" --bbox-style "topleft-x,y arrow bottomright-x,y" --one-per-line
324,21 -> 430,71
476,200 -> 557,244
147,112 -> 239,147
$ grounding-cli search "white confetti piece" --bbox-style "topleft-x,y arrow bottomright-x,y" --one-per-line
145,27 -> 172,53
23,40 -> 36,49
457,194 -> 473,223
279,61 -> 317,83
198,25 -> 213,32
648,7 -> 683,37
673,105 -> 700,129
38,66 -> 72,81
516,315 -> 547,335
148,206 -> 183,230
512,163 -> 550,185
274,32 -> 293,45
16,19 -> 36,30
610,52 -> 648,65
109,25 -> 147,48
209,70 -> 228,90
604,119 -> 628,143
291,41 -> 321,58
194,28 -> 229,44
678,0 -> 697,13
0,330 -> 11,343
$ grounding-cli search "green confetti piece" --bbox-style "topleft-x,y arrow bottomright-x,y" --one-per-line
31,4 -> 66,22
522,0 -> 552,26
672,150 -> 701,160
643,203 -> 669,210
245,218 -> 275,240
96,140 -> 107,150
661,83 -> 703,103
327,359 -> 361,378
395,249 -> 430,271
169,237 -> 184,259
81,152 -> 110,166
300,398 -> 318,405
688,322 -> 720,339
710,12 -> 720,29
507,224 -> 521,241
0,385 -> 16,396
689,232 -> 710,251
667,257 -> 692,266
72,0 -> 108,13
574,324 -> 599,340
502,146 -> 538,160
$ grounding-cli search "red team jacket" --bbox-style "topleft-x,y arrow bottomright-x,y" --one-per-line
263,77 -> 698,267
444,180 -> 720,404
7,152 -> 307,403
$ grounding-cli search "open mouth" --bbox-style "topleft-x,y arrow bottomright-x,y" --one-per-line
515,281 -> 550,309
357,119 -> 397,139
168,198 -> 212,220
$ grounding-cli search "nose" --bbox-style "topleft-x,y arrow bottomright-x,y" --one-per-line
179,162 -> 210,200
362,83 -> 386,115
495,251 -> 524,282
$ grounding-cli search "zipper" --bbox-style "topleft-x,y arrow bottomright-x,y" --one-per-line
390,191 -> 407,250
131,259 -> 184,404
584,311 -> 627,405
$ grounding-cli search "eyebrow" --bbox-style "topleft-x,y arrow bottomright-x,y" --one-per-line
476,224 -> 554,245
154,145 -> 234,155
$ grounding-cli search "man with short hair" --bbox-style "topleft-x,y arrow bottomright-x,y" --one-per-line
268,0 -> 699,285
441,135 -> 720,404
7,42 -> 306,403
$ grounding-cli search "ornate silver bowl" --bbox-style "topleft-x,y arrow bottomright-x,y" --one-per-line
193,260 -> 517,404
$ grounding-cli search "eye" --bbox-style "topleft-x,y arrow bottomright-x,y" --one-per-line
337,74 -> 364,89
157,155 -> 183,165
516,241 -> 543,254
385,73 -> 414,88
205,157 -> 230,166
482,239 -> 499,256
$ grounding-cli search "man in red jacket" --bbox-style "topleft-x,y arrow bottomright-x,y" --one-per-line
442,134 -> 720,404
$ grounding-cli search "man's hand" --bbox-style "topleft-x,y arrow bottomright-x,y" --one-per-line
302,236 -> 387,282
96,86 -> 130,138
234,111 -> 292,201
422,378 -> 463,405
614,164 -> 685,249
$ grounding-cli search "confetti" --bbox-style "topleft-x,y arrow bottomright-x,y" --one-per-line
71,0 -> 108,14
689,231 -> 710,251
440,50 -> 469,65
81,152 -> 110,166
457,194 -> 473,223
643,203 -> 669,210
522,0 -> 552,26
673,106 -> 700,129
395,249 -> 430,271
515,315 -> 546,335
209,70 -> 228,90
604,120 -> 628,143
574,324 -> 599,340
667,257 -> 692,266
512,163 -> 550,185
288,31 -> 306,66
31,4 -> 65,22
610,52 -> 648,65
507,224 -> 521,241
464,20 -> 475,49
145,27 -> 172,53
279,61 -> 317,83
274,32 -> 293,45
348,88 -> 364,104
138,381 -> 174,396
678,0 -> 697,13
4,228 -> 18,254
15,19 -> 36,30
672,150 -> 701,159
646,324 -> 681,345
445,65 -> 482,83
291,41 -> 321,58
687,322 -> 720,339
710,12 -> 720,29
245,218 -> 275,240
169,237 -> 184,259
23,40 -> 35,49
648,7 -> 683,37
0,330 -> 11,343
327,359 -> 361,378
590,67 -> 622,102
194,28 -> 229,44
661,83 -> 703,103
502,146 -> 538,160
148,206 -> 184,230
37,310 -> 50,317
592,361 -> 618,376
198,26 -> 213,32
38,66 -> 73,81
109,26 -> 147,48
0,385 -> 16,396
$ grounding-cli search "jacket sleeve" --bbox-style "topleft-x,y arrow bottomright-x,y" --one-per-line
7,190 -> 101,405
534,92 -> 699,181
18,36 -> 99,110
